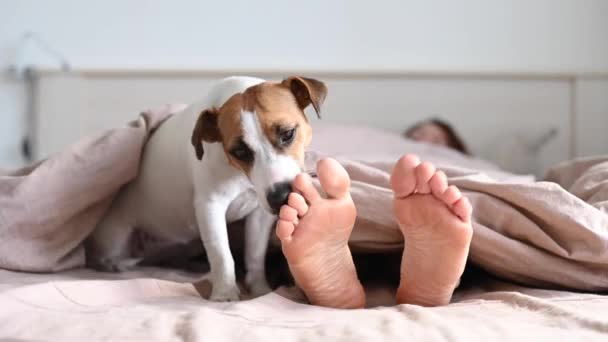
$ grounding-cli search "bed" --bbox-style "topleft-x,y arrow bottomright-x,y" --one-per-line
2,71 -> 608,341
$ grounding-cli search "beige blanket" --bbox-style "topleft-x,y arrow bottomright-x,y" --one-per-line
2,104 -> 608,340
1,104 -> 608,290
306,124 -> 608,291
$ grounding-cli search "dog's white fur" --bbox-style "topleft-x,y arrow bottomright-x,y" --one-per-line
87,76 -> 305,300
241,111 -> 302,210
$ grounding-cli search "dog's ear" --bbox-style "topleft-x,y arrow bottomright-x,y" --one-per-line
281,76 -> 327,118
191,107 -> 221,160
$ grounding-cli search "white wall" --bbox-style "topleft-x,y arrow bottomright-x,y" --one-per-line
1,0 -> 608,168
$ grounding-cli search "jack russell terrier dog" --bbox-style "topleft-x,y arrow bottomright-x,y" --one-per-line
86,75 -> 327,301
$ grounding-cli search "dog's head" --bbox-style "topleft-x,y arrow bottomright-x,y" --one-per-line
191,76 -> 327,214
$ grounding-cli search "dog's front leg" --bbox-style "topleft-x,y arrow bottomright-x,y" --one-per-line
244,206 -> 275,296
195,199 -> 240,301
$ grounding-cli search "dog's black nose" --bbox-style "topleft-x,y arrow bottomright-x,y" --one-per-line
266,182 -> 292,214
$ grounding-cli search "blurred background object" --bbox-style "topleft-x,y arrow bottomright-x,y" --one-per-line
404,118 -> 471,155
1,0 -> 607,176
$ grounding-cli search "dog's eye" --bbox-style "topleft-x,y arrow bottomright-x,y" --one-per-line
230,141 -> 254,163
278,127 -> 297,147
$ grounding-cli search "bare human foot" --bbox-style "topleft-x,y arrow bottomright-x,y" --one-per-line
275,158 -> 365,309
390,154 -> 473,306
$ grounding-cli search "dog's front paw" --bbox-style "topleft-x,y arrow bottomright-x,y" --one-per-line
209,284 -> 241,302
246,273 -> 272,297
249,282 -> 272,297
87,257 -> 140,273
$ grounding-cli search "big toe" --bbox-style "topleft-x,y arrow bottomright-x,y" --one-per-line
317,158 -> 351,199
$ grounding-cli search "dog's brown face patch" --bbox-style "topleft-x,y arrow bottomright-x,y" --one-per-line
192,77 -> 326,181
197,94 -> 247,175
240,82 -> 312,165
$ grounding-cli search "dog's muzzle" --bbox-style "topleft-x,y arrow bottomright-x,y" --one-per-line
266,181 -> 292,214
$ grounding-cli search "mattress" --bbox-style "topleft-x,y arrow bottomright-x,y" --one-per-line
3,107 -> 608,341
1,268 -> 608,341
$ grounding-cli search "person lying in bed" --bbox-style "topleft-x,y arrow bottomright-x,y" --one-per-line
275,153 -> 472,309
404,118 -> 470,155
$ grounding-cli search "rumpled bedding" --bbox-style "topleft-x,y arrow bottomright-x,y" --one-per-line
1,104 -> 608,341
2,268 -> 608,341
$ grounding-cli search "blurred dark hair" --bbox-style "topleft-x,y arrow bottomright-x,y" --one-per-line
404,118 -> 470,155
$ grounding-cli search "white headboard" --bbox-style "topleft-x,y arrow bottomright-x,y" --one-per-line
28,68 -> 590,176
